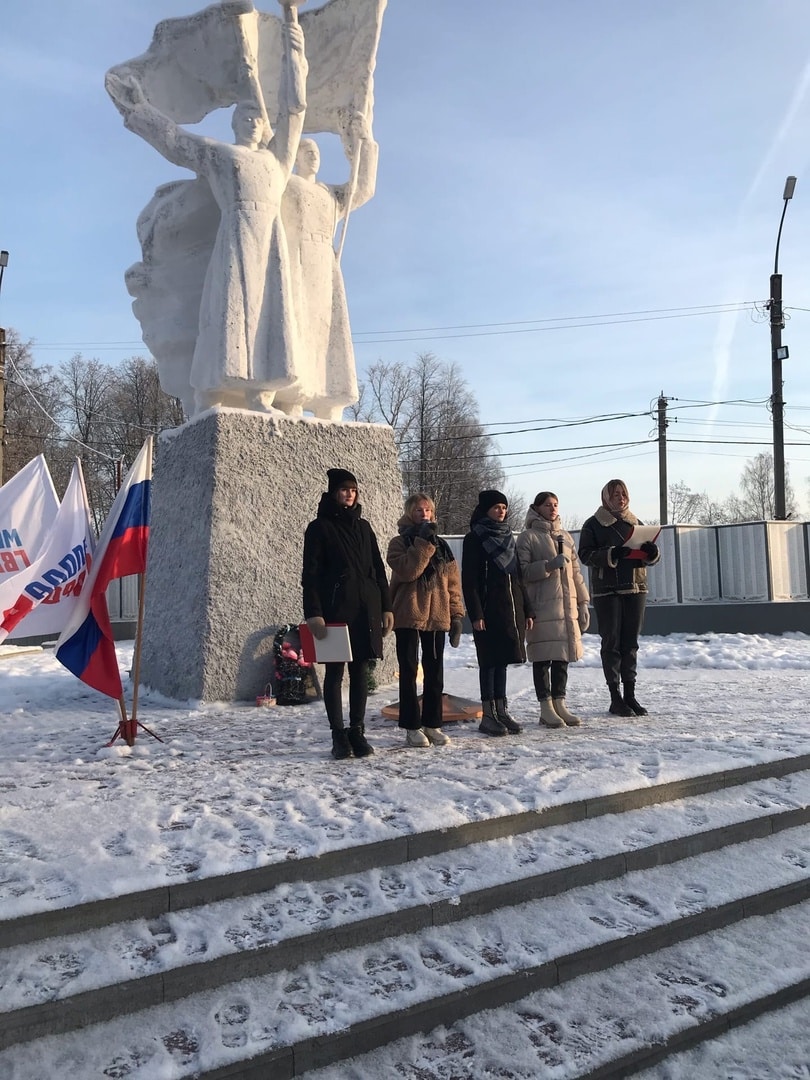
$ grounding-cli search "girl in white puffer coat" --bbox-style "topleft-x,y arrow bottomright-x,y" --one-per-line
516,491 -> 590,728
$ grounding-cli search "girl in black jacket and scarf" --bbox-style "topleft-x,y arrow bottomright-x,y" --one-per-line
302,469 -> 393,759
578,479 -> 660,717
462,490 -> 534,737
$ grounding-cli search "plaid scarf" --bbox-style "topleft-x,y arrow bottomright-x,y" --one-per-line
472,517 -> 517,575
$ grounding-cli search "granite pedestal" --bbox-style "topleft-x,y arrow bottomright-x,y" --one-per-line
140,410 -> 402,701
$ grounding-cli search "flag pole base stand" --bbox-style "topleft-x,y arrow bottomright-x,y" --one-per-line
105,720 -> 164,748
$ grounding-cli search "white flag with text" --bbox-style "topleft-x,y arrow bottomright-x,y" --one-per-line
0,460 -> 95,642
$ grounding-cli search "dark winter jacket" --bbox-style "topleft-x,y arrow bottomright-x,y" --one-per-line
302,495 -> 392,661
578,506 -> 660,597
462,528 -> 534,667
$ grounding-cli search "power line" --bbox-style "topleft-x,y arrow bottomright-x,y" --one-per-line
4,351 -> 118,462
354,305 -> 762,345
352,302 -> 761,337
26,300 -> 766,352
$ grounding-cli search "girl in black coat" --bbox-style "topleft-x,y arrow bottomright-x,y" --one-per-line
302,469 -> 393,759
578,478 -> 660,717
462,490 -> 534,737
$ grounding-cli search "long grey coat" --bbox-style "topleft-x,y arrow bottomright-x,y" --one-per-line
516,508 -> 589,663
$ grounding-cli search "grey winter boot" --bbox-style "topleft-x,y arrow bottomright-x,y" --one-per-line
494,698 -> 522,734
479,700 -> 507,737
552,698 -> 582,726
538,698 -> 564,728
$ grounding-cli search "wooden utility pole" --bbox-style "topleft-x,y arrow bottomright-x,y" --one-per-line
657,392 -> 668,525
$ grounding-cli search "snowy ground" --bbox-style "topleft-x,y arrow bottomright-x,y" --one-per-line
2,631 -> 810,1078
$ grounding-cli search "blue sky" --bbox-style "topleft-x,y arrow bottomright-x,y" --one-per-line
3,0 -> 810,522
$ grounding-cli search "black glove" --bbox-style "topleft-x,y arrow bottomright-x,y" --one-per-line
418,521 -> 437,541
640,541 -> 659,560
611,546 -> 631,562
449,616 -> 463,648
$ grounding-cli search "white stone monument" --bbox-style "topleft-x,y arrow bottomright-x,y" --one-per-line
107,0 -> 386,419
106,0 -> 399,701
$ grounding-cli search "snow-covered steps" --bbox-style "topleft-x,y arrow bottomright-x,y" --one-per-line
2,764 -> 810,1052
299,898 -> 810,1080
5,751 -> 810,951
2,821 -> 810,1078
1,759 -> 810,1075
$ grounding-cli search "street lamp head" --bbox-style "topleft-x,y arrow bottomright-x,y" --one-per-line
783,176 -> 797,201
0,251 -> 8,268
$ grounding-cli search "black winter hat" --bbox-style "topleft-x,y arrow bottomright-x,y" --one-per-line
477,489 -> 508,512
327,468 -> 358,493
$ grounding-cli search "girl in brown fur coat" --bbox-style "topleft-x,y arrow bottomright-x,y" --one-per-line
386,493 -> 465,748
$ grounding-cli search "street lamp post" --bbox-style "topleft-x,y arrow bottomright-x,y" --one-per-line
769,177 -> 796,520
0,250 -> 8,485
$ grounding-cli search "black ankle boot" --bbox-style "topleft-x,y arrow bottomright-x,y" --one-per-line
331,729 -> 351,759
479,700 -> 507,737
623,683 -> 648,716
608,685 -> 634,717
348,725 -> 374,757
494,697 -> 522,734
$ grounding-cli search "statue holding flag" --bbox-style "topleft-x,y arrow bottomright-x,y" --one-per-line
106,0 -> 386,420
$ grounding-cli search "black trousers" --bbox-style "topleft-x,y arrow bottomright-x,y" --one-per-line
478,665 -> 507,702
532,660 -> 569,700
592,592 -> 647,686
395,628 -> 445,729
323,660 -> 370,730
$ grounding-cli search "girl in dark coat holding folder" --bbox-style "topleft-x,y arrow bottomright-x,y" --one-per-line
302,468 -> 393,760
578,479 -> 660,717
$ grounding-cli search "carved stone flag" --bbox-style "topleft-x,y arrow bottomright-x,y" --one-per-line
107,0 -> 387,143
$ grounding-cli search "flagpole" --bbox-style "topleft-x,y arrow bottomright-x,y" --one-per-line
105,694 -> 130,748
126,437 -> 153,745
336,138 -> 363,266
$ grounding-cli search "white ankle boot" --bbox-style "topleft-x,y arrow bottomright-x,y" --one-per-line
552,698 -> 582,726
423,726 -> 451,746
406,728 -> 430,747
539,699 -> 564,728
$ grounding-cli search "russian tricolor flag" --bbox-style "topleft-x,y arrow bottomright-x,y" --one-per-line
56,439 -> 152,699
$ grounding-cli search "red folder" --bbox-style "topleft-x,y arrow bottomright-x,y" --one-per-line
298,622 -> 353,663
625,525 -> 662,560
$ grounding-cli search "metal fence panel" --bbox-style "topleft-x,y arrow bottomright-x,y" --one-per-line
718,523 -> 769,601
767,522 -> 808,600
677,525 -> 720,603
646,528 -> 678,605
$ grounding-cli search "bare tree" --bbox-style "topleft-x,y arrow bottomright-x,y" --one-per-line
107,357 -> 185,461
737,452 -> 797,520
1,330 -> 61,485
668,480 -> 702,523
354,352 -> 508,533
3,345 -> 185,527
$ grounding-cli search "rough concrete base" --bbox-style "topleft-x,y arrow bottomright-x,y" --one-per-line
140,410 -> 402,701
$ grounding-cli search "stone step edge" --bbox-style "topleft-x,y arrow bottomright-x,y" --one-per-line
4,751 -> 809,952
576,976 -> 810,1080
3,805 -> 809,1054
176,877 -> 810,1080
